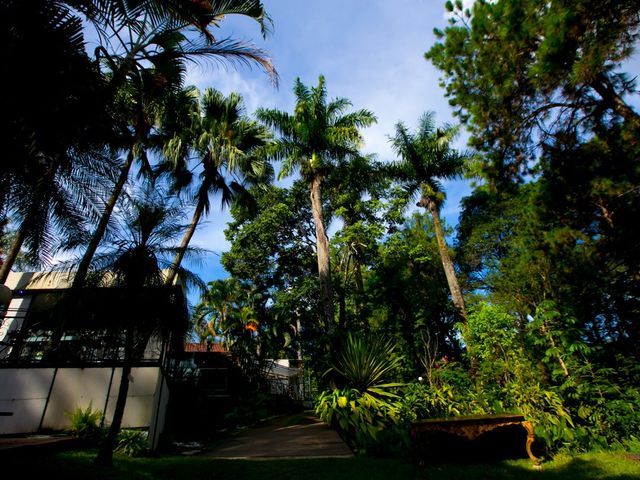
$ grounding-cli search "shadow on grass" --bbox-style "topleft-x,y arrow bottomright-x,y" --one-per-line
419,454 -> 640,480
4,448 -> 639,480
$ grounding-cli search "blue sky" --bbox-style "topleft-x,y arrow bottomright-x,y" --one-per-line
184,0 -> 474,290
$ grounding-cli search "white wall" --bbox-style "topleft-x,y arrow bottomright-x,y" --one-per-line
0,366 -> 166,435
0,368 -> 55,433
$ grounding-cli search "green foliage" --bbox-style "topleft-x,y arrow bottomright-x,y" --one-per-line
367,213 -> 461,378
427,0 -> 640,181
329,333 -> 404,396
315,388 -> 407,456
420,302 -> 640,454
222,182 -> 321,360
399,381 -> 465,422
65,404 -> 103,443
316,333 -> 407,455
115,429 -> 148,457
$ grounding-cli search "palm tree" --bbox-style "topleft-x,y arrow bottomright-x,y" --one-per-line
161,88 -> 273,287
256,75 -> 377,331
71,0 -> 277,290
88,186 -> 200,466
0,0 -> 114,283
193,278 -> 240,345
388,112 -> 469,321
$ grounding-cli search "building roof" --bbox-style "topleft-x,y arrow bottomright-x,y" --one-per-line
184,342 -> 227,353
5,270 -> 185,292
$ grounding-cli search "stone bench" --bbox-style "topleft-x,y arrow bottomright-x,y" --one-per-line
410,413 -> 541,469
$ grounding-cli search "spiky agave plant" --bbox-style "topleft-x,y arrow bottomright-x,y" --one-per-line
329,332 -> 404,406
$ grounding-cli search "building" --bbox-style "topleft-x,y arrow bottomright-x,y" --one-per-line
0,271 -> 187,449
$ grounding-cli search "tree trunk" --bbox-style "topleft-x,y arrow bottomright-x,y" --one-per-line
591,74 -> 640,124
352,256 -> 369,330
72,150 -> 135,289
309,176 -> 334,332
420,196 -> 468,322
337,284 -> 346,330
540,321 -> 570,377
95,326 -> 134,466
0,215 -> 29,284
45,151 -> 135,360
164,201 -> 204,286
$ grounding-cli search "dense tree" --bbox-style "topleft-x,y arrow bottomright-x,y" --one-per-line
457,125 -> 640,354
256,76 -> 376,332
388,112 -> 469,321
0,0 -> 114,281
328,155 -> 390,329
426,0 -> 640,182
367,213 -> 461,377
222,182 -> 319,358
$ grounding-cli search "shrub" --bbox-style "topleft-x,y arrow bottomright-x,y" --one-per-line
315,333 -> 406,455
115,429 -> 149,457
64,404 -> 103,444
315,387 -> 408,456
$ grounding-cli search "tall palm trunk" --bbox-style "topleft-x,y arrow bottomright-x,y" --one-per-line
309,175 -> 334,331
0,217 -> 29,284
72,150 -> 135,289
45,150 -> 135,360
164,200 -> 204,286
0,164 -> 58,283
420,196 -> 468,322
95,325 -> 135,466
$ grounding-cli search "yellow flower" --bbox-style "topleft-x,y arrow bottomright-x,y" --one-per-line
337,396 -> 348,408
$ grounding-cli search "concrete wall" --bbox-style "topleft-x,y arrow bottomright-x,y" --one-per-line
0,366 -> 166,436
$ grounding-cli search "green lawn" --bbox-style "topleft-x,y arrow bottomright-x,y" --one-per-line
5,450 -> 640,480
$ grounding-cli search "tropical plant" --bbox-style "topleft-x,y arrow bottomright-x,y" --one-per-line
0,0 -> 114,282
65,403 -> 104,444
388,112 -> 468,322
193,278 -> 241,344
71,0 -> 276,291
328,332 -> 404,403
161,88 -> 273,286
87,186 -> 200,466
315,387 -> 407,455
115,429 -> 149,457
256,75 -> 376,332
316,333 -> 406,453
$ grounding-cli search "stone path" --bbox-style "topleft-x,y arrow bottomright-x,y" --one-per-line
0,434 -> 77,457
202,413 -> 354,459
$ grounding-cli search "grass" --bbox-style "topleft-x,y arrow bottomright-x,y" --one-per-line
3,449 -> 640,480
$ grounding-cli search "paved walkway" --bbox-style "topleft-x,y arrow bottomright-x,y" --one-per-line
0,434 -> 78,457
202,413 -> 354,459
0,414 -> 353,460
